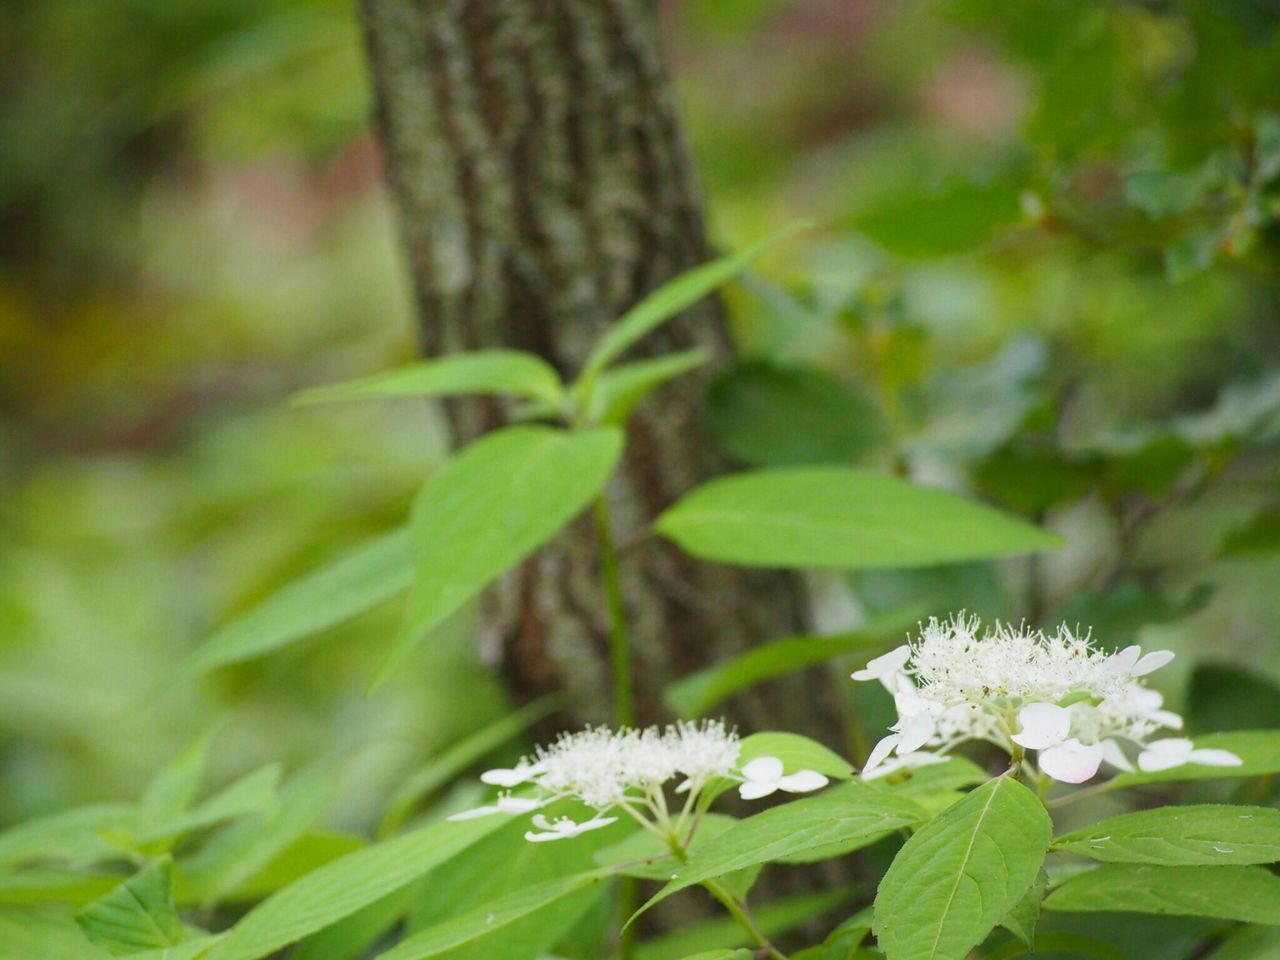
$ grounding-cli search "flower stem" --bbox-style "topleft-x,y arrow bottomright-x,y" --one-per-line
703,879 -> 790,960
669,838 -> 789,960
594,494 -> 635,728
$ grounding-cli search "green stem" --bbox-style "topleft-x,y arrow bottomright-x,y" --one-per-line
703,879 -> 789,960
594,495 -> 635,728
668,838 -> 789,960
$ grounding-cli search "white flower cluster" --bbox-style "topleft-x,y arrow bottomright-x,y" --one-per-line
853,614 -> 1242,785
449,720 -> 828,842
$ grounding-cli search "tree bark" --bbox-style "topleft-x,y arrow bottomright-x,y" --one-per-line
359,0 -> 842,741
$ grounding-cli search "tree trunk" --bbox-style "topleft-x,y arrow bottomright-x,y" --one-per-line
358,0 -> 843,742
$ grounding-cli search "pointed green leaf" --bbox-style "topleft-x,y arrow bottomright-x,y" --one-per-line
372,427 -> 623,689
376,869 -> 612,960
1053,805 -> 1280,866
1045,864 -> 1280,924
202,814 -> 508,960
0,804 -> 135,870
1104,731 -> 1280,790
655,468 -> 1062,570
666,608 -> 922,716
873,776 -> 1052,960
175,528 -> 412,681
294,351 -> 565,406
586,348 -> 710,426
639,785 -> 925,917
141,728 -> 221,821
137,764 -> 282,844
580,223 -> 809,380
75,857 -> 189,955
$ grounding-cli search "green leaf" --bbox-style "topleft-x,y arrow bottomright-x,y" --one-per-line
639,785 -> 925,916
202,814 -> 507,960
141,727 -> 221,822
586,348 -> 710,426
175,528 -> 411,681
180,764 -> 339,904
377,869 -> 612,960
869,757 -> 989,797
373,427 -> 623,689
138,764 -> 281,845
857,178 -> 1022,257
292,889 -> 411,960
737,732 -> 856,780
579,223 -> 808,380
402,806 -> 625,960
379,697 -> 557,836
873,776 -> 1052,960
1045,864 -> 1280,924
1208,924 -> 1280,960
707,362 -> 886,467
130,936 -> 223,960
1001,868 -> 1047,948
655,468 -> 1062,570
75,857 -> 189,955
0,867 -> 122,905
670,952 -> 753,960
1052,805 -> 1280,866
1105,731 -> 1280,790
0,804 -> 135,870
666,609 -> 921,716
293,351 -> 565,406
0,910 -> 113,960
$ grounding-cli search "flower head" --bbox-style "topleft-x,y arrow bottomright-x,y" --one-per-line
448,720 -> 827,842
852,614 -> 1240,786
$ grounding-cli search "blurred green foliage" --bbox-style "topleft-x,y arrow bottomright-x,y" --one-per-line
2,4 -> 1280,945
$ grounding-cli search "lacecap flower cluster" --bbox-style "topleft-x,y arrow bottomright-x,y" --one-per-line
853,614 -> 1242,784
449,720 -> 827,842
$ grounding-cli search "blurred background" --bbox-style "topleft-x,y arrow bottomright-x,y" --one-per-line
2,0 -> 1279,838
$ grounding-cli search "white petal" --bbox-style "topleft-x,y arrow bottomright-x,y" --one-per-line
1146,737 -> 1194,757
446,805 -> 500,821
1011,703 -> 1072,750
1137,750 -> 1188,772
674,778 -> 693,794
1039,739 -> 1105,783
495,796 -> 543,814
1099,738 -> 1134,772
897,713 -> 936,754
529,813 -> 555,831
481,767 -> 531,787
1149,710 -> 1185,730
573,816 -> 619,834
862,734 -> 900,776
777,770 -> 829,793
1131,649 -> 1175,677
1188,748 -> 1244,767
1106,645 -> 1142,674
852,645 -> 911,681
525,829 -> 570,842
738,779 -> 778,800
740,756 -> 785,783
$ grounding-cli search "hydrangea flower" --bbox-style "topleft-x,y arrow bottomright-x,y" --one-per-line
448,720 -> 828,842
853,614 -> 1241,786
